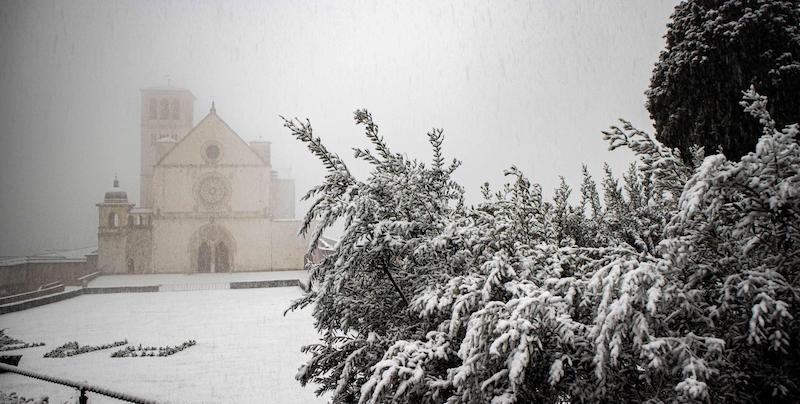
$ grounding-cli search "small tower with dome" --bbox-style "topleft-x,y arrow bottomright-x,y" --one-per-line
96,177 -> 134,274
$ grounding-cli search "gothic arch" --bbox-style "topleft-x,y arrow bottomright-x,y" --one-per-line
188,223 -> 236,273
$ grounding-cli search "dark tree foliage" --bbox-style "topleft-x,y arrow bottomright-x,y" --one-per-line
646,0 -> 800,162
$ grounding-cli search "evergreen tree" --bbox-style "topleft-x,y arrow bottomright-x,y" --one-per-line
287,95 -> 800,403
646,0 -> 800,162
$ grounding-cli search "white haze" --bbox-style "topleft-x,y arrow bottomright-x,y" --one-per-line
0,0 -> 678,256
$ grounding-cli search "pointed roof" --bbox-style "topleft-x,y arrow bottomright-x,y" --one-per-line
156,103 -> 268,167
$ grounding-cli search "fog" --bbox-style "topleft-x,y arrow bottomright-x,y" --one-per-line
0,0 -> 678,256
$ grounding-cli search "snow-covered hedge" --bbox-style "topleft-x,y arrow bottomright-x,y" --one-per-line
0,391 -> 51,404
286,90 -> 799,403
110,340 -> 197,358
0,330 -> 44,352
43,339 -> 128,358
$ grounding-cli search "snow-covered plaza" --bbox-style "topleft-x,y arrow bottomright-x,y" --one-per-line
0,282 -> 324,403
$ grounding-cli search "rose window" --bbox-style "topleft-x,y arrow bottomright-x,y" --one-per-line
198,176 -> 228,205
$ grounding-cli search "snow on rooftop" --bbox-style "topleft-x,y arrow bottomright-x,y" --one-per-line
0,287 -> 325,403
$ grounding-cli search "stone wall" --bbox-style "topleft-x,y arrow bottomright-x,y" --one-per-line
125,227 -> 153,274
150,216 -> 310,273
268,220 -> 309,270
0,261 -> 94,298
270,177 -> 295,219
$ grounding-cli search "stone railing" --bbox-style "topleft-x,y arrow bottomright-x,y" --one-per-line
0,362 -> 156,403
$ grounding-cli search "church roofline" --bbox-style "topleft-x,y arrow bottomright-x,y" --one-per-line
154,104 -> 270,167
212,108 -> 271,166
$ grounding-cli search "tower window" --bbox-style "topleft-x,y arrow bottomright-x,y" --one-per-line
160,99 -> 169,119
108,212 -> 119,228
171,99 -> 180,119
149,99 -> 157,120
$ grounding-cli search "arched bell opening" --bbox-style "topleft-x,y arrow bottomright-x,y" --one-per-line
108,212 -> 119,228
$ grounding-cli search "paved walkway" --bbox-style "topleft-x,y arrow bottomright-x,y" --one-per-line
88,270 -> 309,288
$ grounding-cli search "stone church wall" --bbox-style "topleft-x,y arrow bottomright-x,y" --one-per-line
153,166 -> 271,214
270,178 -> 295,219
151,218 -> 204,273
151,216 -> 279,273
125,227 -> 153,274
268,220 -> 309,270
148,217 -> 309,273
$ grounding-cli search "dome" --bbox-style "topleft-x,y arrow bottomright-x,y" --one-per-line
104,177 -> 128,202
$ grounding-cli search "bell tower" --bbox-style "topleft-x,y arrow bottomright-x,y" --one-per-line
139,86 -> 195,207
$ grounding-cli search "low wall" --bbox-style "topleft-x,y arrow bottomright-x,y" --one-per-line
0,261 -> 94,298
83,286 -> 159,294
76,271 -> 101,286
230,279 -> 300,289
0,289 -> 82,315
0,284 -> 65,306
0,279 -> 305,315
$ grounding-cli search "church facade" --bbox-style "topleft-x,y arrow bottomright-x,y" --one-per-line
96,86 -> 309,274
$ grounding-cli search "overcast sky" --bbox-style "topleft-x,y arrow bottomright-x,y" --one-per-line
0,0 -> 678,256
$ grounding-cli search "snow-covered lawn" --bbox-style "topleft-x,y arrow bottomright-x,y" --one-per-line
0,287 -> 325,403
87,270 -> 309,288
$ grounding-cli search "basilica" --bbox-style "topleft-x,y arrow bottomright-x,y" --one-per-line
96,86 -> 310,274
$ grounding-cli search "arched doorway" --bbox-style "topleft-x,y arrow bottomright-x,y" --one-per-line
190,223 -> 236,273
198,242 -> 211,273
215,242 -> 230,272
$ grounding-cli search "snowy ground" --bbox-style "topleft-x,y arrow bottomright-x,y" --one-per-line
87,270 -> 309,288
0,287 -> 325,403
